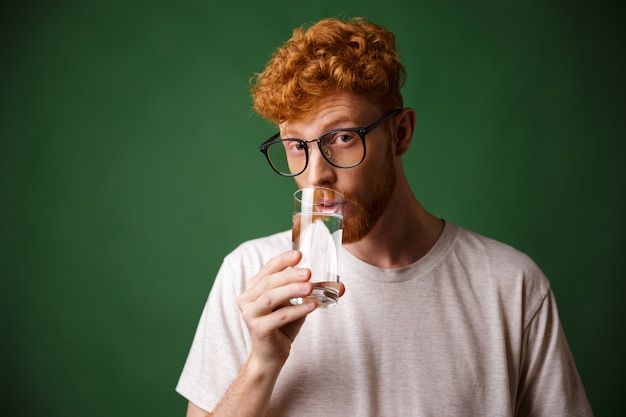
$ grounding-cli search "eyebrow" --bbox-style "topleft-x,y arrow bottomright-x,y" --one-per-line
281,117 -> 361,139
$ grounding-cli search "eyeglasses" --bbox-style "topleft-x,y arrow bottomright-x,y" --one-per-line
259,108 -> 402,177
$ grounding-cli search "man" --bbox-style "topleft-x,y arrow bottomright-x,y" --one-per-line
176,17 -> 593,416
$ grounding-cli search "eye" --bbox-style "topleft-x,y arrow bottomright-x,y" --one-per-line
325,131 -> 359,147
337,133 -> 355,143
284,140 -> 307,156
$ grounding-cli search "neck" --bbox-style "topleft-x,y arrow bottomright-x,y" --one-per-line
343,176 -> 444,269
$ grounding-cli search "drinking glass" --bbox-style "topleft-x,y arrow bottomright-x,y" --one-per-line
290,187 -> 344,308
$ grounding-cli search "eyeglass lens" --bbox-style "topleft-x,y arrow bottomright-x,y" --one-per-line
265,130 -> 365,176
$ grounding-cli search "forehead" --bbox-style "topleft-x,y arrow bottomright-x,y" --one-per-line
279,91 -> 381,138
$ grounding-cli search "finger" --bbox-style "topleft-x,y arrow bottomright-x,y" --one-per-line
240,252 -> 310,307
246,300 -> 318,339
338,281 -> 346,298
239,266 -> 311,311
245,250 -> 302,291
242,277 -> 314,318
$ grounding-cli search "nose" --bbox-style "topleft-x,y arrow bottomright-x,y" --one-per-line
303,143 -> 336,187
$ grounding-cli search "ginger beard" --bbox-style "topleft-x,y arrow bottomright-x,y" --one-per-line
341,144 -> 397,244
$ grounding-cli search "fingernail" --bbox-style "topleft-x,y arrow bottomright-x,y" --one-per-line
297,268 -> 308,277
306,300 -> 318,310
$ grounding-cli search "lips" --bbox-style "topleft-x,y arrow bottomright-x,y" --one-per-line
297,187 -> 345,214
314,201 -> 343,213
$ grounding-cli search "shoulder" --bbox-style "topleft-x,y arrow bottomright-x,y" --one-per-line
229,229 -> 292,258
451,225 -> 542,275
208,230 -> 292,298
222,230 -> 292,273
447,224 -> 551,313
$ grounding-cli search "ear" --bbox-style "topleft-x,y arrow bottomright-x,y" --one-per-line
394,108 -> 416,156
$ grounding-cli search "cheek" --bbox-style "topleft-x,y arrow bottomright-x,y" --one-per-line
293,178 -> 305,189
348,147 -> 394,189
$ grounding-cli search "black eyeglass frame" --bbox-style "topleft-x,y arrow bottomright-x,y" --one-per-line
259,108 -> 402,177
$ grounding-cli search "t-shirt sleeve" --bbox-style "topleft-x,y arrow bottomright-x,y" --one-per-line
175,255 -> 251,412
515,287 -> 594,416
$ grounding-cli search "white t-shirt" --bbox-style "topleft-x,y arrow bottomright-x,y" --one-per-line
176,222 -> 593,416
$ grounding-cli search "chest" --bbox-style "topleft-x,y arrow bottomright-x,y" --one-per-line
269,279 -> 521,416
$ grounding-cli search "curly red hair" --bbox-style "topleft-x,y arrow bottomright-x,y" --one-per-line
250,17 -> 406,123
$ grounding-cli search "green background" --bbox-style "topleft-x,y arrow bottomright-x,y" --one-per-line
2,0 -> 624,415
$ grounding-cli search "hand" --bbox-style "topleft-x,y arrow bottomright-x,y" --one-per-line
236,250 -> 345,369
